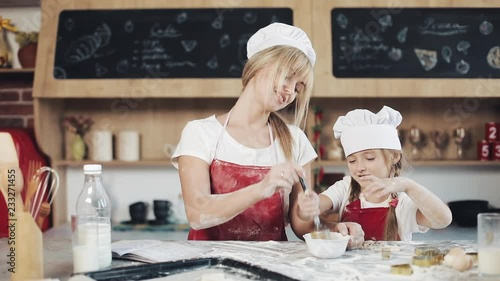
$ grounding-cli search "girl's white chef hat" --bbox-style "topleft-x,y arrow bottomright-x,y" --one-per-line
333,106 -> 402,157
246,22 -> 316,66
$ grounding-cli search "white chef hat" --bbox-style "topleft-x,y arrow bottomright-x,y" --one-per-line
247,22 -> 316,66
333,106 -> 403,157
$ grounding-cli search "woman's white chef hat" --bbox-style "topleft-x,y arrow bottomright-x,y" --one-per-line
333,106 -> 403,157
246,22 -> 316,66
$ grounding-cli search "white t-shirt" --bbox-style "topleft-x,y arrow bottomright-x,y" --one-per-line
321,176 -> 429,241
171,115 -> 317,168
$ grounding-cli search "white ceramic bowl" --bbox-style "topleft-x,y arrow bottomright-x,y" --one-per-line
303,232 -> 350,259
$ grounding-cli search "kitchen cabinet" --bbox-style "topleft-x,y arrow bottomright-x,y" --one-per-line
312,0 -> 500,97
32,0 -> 311,99
31,0 -> 500,227
308,98 -> 500,164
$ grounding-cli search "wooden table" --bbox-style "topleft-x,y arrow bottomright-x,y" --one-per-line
0,225 -> 495,281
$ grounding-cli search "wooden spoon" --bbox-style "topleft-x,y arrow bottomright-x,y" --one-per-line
0,166 -> 6,205
0,164 -> 24,213
0,133 -> 18,205
24,161 -> 41,213
0,133 -> 25,212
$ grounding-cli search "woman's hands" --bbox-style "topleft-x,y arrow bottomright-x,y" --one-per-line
297,191 -> 320,221
259,162 -> 305,198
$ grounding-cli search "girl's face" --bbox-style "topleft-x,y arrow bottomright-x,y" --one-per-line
346,149 -> 391,188
256,66 -> 306,111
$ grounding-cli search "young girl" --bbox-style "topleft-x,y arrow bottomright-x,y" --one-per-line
172,23 -> 363,242
296,106 -> 452,241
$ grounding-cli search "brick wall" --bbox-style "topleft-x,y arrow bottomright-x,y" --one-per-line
0,83 -> 34,128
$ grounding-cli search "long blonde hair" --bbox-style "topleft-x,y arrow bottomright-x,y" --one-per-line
241,45 -> 314,161
347,149 -> 404,241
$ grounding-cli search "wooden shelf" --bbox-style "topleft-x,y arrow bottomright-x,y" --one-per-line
0,68 -> 35,73
53,159 -> 173,168
0,0 -> 39,7
315,160 -> 500,167
0,68 -> 34,86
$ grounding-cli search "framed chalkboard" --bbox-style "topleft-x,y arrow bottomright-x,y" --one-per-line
332,8 -> 500,78
53,8 -> 292,79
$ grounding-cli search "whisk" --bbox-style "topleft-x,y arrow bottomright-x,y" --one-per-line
29,166 -> 60,227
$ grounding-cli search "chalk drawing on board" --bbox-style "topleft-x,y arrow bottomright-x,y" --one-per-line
150,24 -> 182,38
177,12 -> 188,24
243,12 -> 257,24
53,66 -> 67,79
93,48 -> 116,58
141,62 -> 161,71
456,41 -> 470,55
479,21 -> 493,36
124,20 -> 134,33
378,14 -> 392,32
397,27 -> 408,43
65,18 -> 74,31
455,60 -> 470,74
351,64 -> 390,71
64,34 -> 101,64
212,16 -> 223,30
94,23 -> 112,47
419,18 -> 468,36
181,40 -> 197,52
228,64 -> 242,76
237,33 -> 252,65
441,46 -> 452,63
270,15 -> 279,24
487,46 -> 500,69
414,48 -> 437,71
116,59 -> 129,73
388,47 -> 402,61
336,14 -> 348,30
95,63 -> 108,77
220,34 -> 230,48
206,55 -> 219,69
165,61 -> 196,68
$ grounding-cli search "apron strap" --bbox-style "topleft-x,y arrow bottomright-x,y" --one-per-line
214,109 -> 278,164
213,110 -> 232,159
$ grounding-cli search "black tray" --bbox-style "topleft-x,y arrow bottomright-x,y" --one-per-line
82,257 -> 299,281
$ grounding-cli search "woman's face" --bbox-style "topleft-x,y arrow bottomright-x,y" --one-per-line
256,66 -> 306,111
346,149 -> 391,188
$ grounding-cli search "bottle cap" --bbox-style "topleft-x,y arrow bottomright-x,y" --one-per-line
83,164 -> 102,174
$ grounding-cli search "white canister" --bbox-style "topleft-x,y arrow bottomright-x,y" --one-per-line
88,130 -> 113,161
116,130 -> 140,161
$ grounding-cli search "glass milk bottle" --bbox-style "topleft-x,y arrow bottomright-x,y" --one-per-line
76,164 -> 112,269
477,213 -> 500,277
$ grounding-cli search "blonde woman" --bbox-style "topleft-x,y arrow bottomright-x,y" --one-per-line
172,23 -> 363,243
296,106 -> 452,241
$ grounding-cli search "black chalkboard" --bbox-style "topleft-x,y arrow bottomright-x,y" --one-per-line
332,8 -> 500,78
53,8 -> 292,79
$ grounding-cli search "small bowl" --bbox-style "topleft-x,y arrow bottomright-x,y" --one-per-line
303,232 -> 350,259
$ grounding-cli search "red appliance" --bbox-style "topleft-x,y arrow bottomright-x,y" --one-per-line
0,129 -> 50,237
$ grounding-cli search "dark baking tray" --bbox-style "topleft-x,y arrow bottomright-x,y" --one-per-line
82,257 -> 299,281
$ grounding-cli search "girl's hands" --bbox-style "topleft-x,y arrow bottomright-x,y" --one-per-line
297,190 -> 320,221
260,162 -> 305,198
361,176 -> 408,202
335,222 -> 365,249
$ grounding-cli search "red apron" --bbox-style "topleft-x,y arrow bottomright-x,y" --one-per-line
188,112 -> 286,241
341,199 -> 389,241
